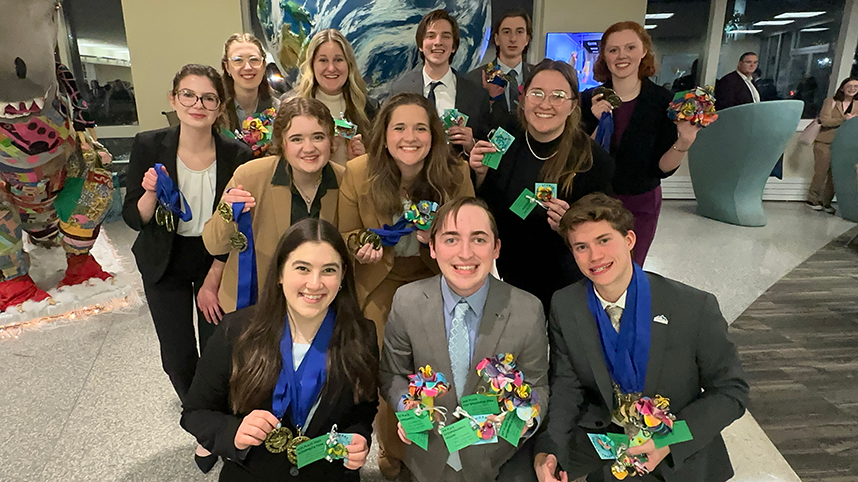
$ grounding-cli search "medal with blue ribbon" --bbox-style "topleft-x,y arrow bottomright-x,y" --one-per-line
232,202 -> 257,310
153,163 -> 192,232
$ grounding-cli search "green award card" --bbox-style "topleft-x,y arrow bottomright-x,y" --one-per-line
440,418 -> 481,453
499,413 -> 527,446
510,188 -> 537,220
409,429 -> 429,450
461,394 -> 500,416
295,435 -> 329,468
396,409 -> 434,433
653,420 -> 693,449
482,151 -> 502,170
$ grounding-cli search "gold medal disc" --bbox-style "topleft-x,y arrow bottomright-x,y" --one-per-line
217,202 -> 234,223
229,231 -> 248,252
264,426 -> 293,453
286,435 -> 310,465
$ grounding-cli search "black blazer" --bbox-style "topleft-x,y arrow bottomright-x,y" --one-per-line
122,126 -> 253,283
535,273 -> 749,482
389,66 -> 493,142
714,71 -> 755,111
580,78 -> 678,196
466,60 -> 534,132
180,308 -> 379,482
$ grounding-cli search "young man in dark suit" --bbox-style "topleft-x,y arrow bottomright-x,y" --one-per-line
533,193 -> 749,482
389,9 -> 492,155
467,10 -> 534,130
714,52 -> 760,110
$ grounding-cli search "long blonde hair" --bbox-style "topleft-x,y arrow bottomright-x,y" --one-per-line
221,33 -> 273,131
296,29 -> 371,136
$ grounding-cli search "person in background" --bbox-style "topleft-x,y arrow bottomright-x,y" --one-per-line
290,28 -> 378,166
581,21 -> 699,267
806,77 -> 858,214
714,52 -> 760,110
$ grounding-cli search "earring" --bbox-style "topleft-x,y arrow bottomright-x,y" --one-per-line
338,285 -> 343,291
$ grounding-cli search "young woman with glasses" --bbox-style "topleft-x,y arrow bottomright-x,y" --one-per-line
122,64 -> 253,408
469,59 -> 615,312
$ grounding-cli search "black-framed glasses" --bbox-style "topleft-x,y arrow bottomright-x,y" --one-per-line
174,89 -> 221,111
525,88 -> 573,106
227,56 -> 263,68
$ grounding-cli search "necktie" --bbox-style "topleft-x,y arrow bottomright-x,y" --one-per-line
507,69 -> 519,110
446,299 -> 470,471
605,305 -> 623,333
427,81 -> 442,110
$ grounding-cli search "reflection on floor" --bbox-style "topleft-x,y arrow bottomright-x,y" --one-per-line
0,201 -> 854,481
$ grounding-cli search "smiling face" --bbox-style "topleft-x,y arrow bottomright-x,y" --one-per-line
313,41 -> 348,96
524,70 -> 575,142
494,16 -> 529,64
737,55 -> 758,77
431,204 -> 500,297
281,115 -> 332,176
169,75 -> 221,129
421,19 -> 456,69
226,41 -> 264,92
842,80 -> 858,98
567,220 -> 636,300
386,103 -> 431,172
280,241 -> 343,322
603,29 -> 646,80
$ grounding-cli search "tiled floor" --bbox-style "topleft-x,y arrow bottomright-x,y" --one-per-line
0,200 -> 854,481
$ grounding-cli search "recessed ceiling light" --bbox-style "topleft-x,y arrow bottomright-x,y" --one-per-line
645,13 -> 674,20
754,20 -> 795,26
731,29 -> 763,34
644,24 -> 658,29
801,27 -> 830,32
774,11 -> 825,19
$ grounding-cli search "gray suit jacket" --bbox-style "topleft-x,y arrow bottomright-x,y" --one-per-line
466,60 -> 533,132
389,66 -> 493,142
380,275 -> 549,482
534,273 -> 749,482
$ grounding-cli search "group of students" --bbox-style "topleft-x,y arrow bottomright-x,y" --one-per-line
122,9 -> 749,482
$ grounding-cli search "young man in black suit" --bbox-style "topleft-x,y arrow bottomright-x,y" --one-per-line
714,52 -> 760,110
533,193 -> 749,482
389,9 -> 491,155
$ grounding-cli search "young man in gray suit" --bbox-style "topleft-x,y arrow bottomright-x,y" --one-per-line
534,193 -> 749,482
389,9 -> 492,155
380,197 -> 548,482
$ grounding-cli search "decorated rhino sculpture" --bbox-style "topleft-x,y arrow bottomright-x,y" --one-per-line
0,0 -> 114,311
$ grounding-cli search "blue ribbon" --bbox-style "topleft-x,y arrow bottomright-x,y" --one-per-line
271,308 -> 337,426
233,202 -> 257,310
369,216 -> 416,247
154,163 -> 192,222
586,263 -> 651,394
594,111 -> 614,153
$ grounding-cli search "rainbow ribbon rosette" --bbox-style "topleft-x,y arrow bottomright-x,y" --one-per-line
475,353 -> 540,424
609,395 -> 678,480
666,86 -> 718,127
403,365 -> 449,412
227,107 -> 277,157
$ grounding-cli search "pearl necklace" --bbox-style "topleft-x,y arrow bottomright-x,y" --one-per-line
525,131 -> 558,161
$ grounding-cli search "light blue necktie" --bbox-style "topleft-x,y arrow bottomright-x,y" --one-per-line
447,299 -> 470,471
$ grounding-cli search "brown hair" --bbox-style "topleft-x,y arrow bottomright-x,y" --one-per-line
366,92 -> 465,217
833,77 -> 858,102
492,9 -> 532,58
229,219 -> 378,414
593,21 -> 657,83
269,97 -> 335,159
170,64 -> 226,129
221,33 -> 274,131
429,196 -> 499,245
416,9 -> 460,63
559,193 -> 635,248
517,59 -> 594,196
296,29 -> 372,136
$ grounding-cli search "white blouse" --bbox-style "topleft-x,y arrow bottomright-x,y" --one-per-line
176,155 -> 217,237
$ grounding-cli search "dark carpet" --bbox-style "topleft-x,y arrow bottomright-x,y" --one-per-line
731,226 -> 858,482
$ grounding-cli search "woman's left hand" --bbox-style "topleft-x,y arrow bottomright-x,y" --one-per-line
416,229 -> 430,245
545,197 -> 570,232
196,283 -> 223,324
343,433 -> 369,470
676,120 -> 702,149
348,134 -> 366,159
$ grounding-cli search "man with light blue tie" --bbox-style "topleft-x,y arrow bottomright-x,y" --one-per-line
380,197 -> 548,482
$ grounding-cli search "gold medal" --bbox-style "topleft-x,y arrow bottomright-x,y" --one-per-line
229,231 -> 248,252
155,204 -> 176,232
217,201 -> 234,223
286,434 -> 310,465
264,426 -> 293,454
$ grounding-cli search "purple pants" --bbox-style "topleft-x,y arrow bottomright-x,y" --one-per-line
615,186 -> 662,267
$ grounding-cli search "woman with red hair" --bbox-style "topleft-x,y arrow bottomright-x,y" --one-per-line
580,21 -> 700,266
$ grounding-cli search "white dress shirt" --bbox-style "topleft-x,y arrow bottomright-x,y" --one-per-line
738,71 -> 761,103
176,155 -> 216,237
422,66 -> 457,117
497,59 -> 523,108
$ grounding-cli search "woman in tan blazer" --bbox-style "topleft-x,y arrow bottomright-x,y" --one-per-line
808,77 -> 858,213
203,97 -> 344,313
338,92 -> 474,477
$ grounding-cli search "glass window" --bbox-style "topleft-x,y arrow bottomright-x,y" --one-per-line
646,0 -> 711,93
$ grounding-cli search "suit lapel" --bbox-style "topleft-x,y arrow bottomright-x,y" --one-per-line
213,133 -> 232,211
319,188 -> 337,223
419,276 -> 454,386
644,284 -> 668,395
269,159 -> 293,236
159,126 -> 181,182
574,288 -> 616,409
465,277 -> 511,395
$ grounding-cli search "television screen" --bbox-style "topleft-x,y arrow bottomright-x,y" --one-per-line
545,32 -> 603,91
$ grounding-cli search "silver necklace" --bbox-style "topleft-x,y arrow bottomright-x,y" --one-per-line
295,176 -> 322,207
525,131 -> 558,161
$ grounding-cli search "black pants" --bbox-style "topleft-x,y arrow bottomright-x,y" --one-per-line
142,235 -> 216,402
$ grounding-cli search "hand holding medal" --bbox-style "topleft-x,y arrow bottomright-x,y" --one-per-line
235,409 -> 281,451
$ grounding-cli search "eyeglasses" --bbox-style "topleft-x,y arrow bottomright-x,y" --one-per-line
174,89 -> 221,111
227,56 -> 263,68
525,88 -> 573,106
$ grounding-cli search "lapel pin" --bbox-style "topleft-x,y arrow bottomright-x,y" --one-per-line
654,315 -> 669,325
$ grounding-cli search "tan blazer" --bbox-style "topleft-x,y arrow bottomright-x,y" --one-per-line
817,97 -> 854,144
202,155 -> 345,312
338,154 -> 475,305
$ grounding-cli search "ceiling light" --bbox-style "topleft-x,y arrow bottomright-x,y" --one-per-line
644,24 -> 658,30
645,13 -> 674,20
754,20 -> 794,26
774,11 -> 825,19
731,29 -> 763,34
801,27 -> 829,32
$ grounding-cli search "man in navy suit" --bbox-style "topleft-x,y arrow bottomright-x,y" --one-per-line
715,52 -> 760,110
389,9 -> 491,156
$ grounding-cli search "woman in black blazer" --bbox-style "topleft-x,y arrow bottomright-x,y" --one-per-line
181,219 -> 378,481
580,21 -> 701,266
122,64 -> 253,404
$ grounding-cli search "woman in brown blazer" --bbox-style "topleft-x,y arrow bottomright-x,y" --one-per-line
338,92 -> 473,477
203,97 -> 345,313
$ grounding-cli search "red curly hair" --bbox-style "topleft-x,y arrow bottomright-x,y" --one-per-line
593,21 -> 656,83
